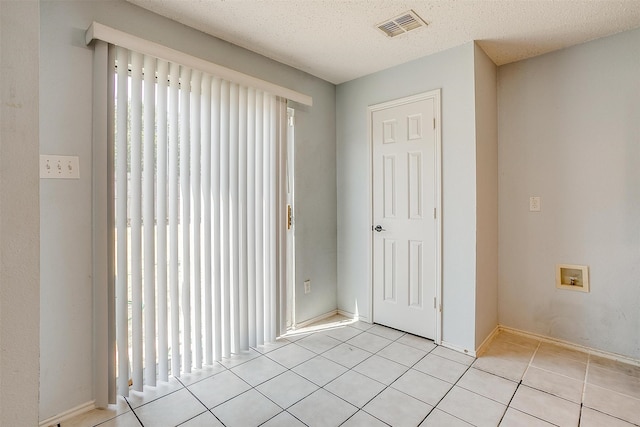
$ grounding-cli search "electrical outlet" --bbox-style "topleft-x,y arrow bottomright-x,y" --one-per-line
40,155 -> 80,179
529,196 -> 541,212
304,280 -> 311,294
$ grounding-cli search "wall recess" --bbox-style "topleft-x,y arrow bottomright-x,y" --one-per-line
556,264 -> 589,292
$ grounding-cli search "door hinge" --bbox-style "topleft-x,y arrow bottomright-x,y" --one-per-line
433,208 -> 436,219
433,118 -> 436,129
288,115 -> 295,127
434,297 -> 436,309
287,204 -> 292,230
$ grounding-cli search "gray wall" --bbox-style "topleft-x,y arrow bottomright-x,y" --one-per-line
336,43 -> 480,352
40,0 -> 336,420
0,1 -> 41,425
474,44 -> 498,347
498,28 -> 640,359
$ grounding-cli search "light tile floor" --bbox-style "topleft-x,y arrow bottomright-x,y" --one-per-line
63,317 -> 640,427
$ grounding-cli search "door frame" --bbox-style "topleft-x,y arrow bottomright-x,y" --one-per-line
284,107 -> 296,332
367,89 -> 442,344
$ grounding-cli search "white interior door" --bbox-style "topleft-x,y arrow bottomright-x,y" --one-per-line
371,92 -> 440,339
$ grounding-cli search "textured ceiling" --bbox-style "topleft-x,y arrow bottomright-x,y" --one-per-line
127,0 -> 640,84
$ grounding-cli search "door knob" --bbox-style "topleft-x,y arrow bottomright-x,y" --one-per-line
373,225 -> 386,232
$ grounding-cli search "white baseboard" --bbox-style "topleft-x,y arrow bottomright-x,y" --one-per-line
498,325 -> 640,367
39,400 -> 96,427
475,325 -> 500,357
452,324 -> 640,365
337,309 -> 370,323
294,310 -> 338,329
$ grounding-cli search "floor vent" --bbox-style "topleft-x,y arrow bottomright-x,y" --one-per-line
377,10 -> 427,38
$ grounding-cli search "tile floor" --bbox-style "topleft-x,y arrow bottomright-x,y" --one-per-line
63,317 -> 640,427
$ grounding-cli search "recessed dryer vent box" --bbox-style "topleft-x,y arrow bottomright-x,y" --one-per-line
556,264 -> 589,292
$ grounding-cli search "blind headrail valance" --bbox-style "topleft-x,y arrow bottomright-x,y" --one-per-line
85,21 -> 313,107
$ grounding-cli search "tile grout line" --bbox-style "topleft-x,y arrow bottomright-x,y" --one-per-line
581,378 -> 640,402
519,349 -> 593,408
335,336 -> 435,426
418,359 -> 478,426
522,340 -> 542,380
131,332 -> 479,426
179,377 -> 227,426
217,347 -> 318,427
125,325 -> 476,427
288,325 -> 438,426
277,326 -> 378,425
257,407 -> 309,427
221,325 -> 370,426
508,338 -> 588,422
578,352 -> 592,427
101,328 -> 640,427
127,381 -> 189,416
325,326 -> 496,426
477,339 -> 566,427
131,370 -> 231,425
434,338 -> 566,427
582,352 -> 593,403
299,326 -> 400,424
580,406 -> 640,427
292,329 -> 381,425
496,374 -> 523,426
527,362 -> 589,382
123,394 -> 145,427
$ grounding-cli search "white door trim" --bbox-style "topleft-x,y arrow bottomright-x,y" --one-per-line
367,89 -> 442,344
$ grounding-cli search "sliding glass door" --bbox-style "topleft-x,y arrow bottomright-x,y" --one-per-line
109,45 -> 288,396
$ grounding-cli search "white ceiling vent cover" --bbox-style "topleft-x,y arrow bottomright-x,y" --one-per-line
377,10 -> 427,38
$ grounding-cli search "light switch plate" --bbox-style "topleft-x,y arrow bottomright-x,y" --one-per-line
40,155 -> 80,179
529,196 -> 541,212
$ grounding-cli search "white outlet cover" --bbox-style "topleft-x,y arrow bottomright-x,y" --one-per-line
529,196 -> 541,212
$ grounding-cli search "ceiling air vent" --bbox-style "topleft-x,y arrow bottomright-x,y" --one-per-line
377,10 -> 427,38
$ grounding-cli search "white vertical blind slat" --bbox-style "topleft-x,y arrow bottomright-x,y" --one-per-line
247,88 -> 256,348
190,70 -> 203,370
263,94 -> 272,343
211,78 -> 222,362
201,73 -> 213,366
180,66 -> 192,374
168,61 -> 181,378
156,60 -> 169,382
230,83 -> 240,354
115,47 -> 130,397
220,80 -> 231,359
239,86 -> 249,351
143,54 -> 157,387
255,91 -> 265,346
130,52 -> 144,392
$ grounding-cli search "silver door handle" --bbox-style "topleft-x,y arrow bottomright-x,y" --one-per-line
373,225 -> 386,232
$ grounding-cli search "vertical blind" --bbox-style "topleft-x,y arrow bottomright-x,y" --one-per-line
112,45 -> 285,396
